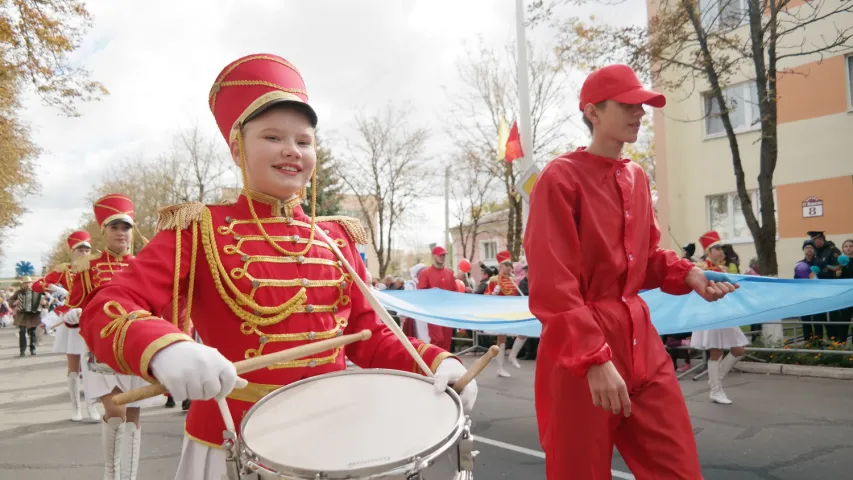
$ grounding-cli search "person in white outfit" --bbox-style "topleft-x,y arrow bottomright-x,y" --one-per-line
33,230 -> 101,423
401,263 -> 431,342
690,230 -> 748,404
489,250 -> 527,378
68,194 -> 151,480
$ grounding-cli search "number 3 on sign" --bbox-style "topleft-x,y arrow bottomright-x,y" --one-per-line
802,204 -> 823,218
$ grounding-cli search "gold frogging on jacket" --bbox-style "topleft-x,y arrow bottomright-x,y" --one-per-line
157,195 -> 368,369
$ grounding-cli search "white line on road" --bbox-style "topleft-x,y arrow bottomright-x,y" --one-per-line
475,436 -> 636,480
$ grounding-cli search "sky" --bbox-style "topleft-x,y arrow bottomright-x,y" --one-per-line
1,0 -> 648,277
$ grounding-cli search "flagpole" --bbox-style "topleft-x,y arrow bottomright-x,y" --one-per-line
514,0 -> 534,235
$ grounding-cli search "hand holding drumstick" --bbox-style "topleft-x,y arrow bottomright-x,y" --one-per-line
114,330 -> 374,406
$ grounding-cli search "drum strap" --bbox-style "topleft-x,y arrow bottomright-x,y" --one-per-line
226,381 -> 282,404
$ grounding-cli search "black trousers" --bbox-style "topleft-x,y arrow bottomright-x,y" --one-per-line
19,326 -> 36,353
826,309 -> 851,343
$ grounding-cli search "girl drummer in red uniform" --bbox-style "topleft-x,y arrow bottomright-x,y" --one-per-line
81,54 -> 477,479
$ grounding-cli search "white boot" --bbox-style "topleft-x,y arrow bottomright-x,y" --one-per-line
67,372 -> 82,422
86,400 -> 101,423
707,360 -> 732,405
508,337 -> 526,369
102,417 -> 125,480
121,423 -> 141,480
496,344 -> 511,378
719,353 -> 742,381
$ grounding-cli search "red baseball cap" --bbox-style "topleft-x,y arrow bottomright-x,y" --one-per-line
432,246 -> 447,256
578,64 -> 666,111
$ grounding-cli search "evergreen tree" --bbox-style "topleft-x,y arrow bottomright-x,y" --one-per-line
303,135 -> 342,217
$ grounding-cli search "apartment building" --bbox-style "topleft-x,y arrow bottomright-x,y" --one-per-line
650,0 -> 853,276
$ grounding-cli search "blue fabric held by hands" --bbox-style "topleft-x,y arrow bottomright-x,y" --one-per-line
376,271 -> 853,338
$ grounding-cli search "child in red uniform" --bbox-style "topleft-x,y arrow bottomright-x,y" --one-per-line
81,54 -> 476,479
524,64 -> 738,479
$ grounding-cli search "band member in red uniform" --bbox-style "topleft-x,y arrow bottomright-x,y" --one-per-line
690,231 -> 748,405
80,54 -> 476,479
69,194 -> 149,480
524,64 -> 738,479
33,230 -> 101,422
417,245 -> 456,350
488,250 -> 527,377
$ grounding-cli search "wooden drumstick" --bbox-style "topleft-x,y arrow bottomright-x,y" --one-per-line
113,329 -> 372,406
452,345 -> 500,393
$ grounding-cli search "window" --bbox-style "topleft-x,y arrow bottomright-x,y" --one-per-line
703,82 -> 759,137
481,241 -> 498,261
700,0 -> 746,31
846,55 -> 853,111
707,190 -> 777,243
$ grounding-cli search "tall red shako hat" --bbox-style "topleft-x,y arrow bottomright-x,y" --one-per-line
208,54 -> 318,146
66,230 -> 91,250
496,250 -> 512,264
207,54 -> 320,252
94,194 -> 135,229
699,230 -> 722,251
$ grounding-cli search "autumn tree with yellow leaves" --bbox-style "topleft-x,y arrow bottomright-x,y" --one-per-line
0,0 -> 107,259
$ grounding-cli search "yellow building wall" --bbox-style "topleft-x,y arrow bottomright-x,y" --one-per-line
649,0 -> 853,274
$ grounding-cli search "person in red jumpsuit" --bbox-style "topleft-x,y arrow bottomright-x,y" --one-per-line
523,64 -> 738,479
417,245 -> 456,350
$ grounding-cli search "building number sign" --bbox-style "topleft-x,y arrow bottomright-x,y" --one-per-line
802,196 -> 824,218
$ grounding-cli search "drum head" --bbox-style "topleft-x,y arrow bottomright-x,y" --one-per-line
241,369 -> 464,477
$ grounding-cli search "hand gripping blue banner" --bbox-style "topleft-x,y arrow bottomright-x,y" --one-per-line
377,272 -> 853,337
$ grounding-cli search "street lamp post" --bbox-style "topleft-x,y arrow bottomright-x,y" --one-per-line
514,0 -> 534,233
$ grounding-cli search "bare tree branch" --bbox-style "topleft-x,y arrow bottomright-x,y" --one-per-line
331,105 -> 431,277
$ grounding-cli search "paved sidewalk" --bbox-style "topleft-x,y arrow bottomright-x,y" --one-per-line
2,328 -> 853,479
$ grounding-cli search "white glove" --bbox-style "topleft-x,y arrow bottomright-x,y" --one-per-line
64,308 -> 82,325
433,359 -> 477,412
150,342 -> 247,402
47,284 -> 68,297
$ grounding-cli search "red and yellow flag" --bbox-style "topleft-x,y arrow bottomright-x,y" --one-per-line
505,121 -> 524,163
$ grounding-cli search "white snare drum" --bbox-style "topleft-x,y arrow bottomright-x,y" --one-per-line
237,369 -> 474,479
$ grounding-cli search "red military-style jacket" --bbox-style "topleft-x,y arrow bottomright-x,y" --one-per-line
487,274 -> 520,296
34,264 -> 74,317
67,250 -> 134,317
81,191 -> 455,448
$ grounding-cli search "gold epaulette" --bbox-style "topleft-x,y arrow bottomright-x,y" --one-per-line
694,261 -> 709,271
52,262 -> 70,274
157,203 -> 206,231
71,254 -> 97,273
315,216 -> 368,245
489,275 -> 498,283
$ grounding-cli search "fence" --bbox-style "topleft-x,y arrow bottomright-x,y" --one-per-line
671,316 -> 853,380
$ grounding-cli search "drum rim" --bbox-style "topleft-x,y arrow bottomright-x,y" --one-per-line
239,368 -> 466,478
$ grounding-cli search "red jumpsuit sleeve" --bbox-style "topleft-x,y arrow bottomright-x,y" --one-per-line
640,176 -> 694,295
342,239 -> 455,374
523,164 -> 611,377
80,228 -> 194,381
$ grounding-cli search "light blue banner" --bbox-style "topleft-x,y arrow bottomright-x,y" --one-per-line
376,272 -> 853,337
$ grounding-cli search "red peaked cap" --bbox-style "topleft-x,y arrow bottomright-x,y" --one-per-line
208,54 -> 318,146
579,64 -> 666,111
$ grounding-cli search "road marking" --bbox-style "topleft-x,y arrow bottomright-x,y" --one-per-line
475,436 -> 636,480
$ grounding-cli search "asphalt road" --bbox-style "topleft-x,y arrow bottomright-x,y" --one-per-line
2,329 -> 852,479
